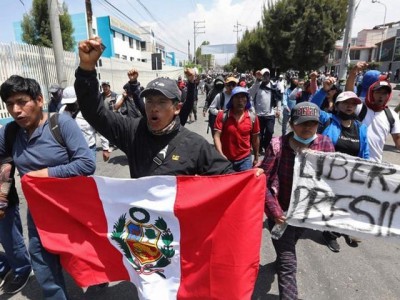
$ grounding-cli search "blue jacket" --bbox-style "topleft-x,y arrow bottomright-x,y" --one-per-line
319,111 -> 370,159
310,88 -> 327,108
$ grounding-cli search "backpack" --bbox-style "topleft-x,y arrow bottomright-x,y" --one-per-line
5,113 -> 65,156
218,92 -> 225,110
222,110 -> 257,132
207,92 -> 226,134
358,104 -> 395,132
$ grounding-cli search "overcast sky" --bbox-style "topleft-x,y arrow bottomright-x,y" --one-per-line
0,0 -> 399,63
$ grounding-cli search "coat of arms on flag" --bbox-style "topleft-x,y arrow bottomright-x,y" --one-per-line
111,207 -> 175,278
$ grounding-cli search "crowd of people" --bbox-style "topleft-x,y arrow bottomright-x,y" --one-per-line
0,35 -> 399,299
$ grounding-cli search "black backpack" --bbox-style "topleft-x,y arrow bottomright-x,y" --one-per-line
5,113 -> 65,155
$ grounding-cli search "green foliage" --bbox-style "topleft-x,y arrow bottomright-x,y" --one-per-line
21,0 -> 75,51
162,232 -> 173,246
154,217 -> 167,230
230,0 -> 348,73
160,247 -> 175,258
195,41 -> 212,71
145,228 -> 157,239
111,214 -> 134,263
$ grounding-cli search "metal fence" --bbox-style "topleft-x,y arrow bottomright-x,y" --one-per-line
0,42 -> 184,121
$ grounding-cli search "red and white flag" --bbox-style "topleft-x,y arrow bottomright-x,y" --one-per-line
22,171 -> 265,300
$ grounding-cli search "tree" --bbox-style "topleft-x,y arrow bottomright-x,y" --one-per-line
21,0 -> 75,51
195,41 -> 213,71
230,0 -> 348,74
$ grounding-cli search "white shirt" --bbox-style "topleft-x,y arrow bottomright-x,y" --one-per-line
356,104 -> 400,162
60,106 -> 110,151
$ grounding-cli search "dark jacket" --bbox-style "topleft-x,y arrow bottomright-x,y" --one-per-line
204,76 -> 225,111
178,81 -> 195,126
123,80 -> 145,116
75,68 -> 232,178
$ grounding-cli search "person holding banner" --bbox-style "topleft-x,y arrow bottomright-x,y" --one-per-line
261,102 -> 335,300
312,91 -> 369,252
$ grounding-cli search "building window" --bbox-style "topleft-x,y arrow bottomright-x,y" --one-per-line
136,40 -> 140,49
137,58 -> 140,62
122,55 -> 127,60
115,53 -> 120,59
350,50 -> 360,60
130,57 -> 135,61
140,41 -> 146,51
112,30 -> 115,38
129,37 -> 133,48
92,28 -> 96,35
122,34 -> 125,41
98,59 -> 103,67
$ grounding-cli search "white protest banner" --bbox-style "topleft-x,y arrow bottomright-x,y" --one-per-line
287,150 -> 400,239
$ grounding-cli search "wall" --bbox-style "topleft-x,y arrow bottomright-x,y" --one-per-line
0,42 -> 184,124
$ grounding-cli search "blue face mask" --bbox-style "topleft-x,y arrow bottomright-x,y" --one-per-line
293,133 -> 317,145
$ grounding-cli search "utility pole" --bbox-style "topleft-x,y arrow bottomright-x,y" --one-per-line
193,21 -> 205,65
85,0 -> 94,38
47,0 -> 67,87
188,40 -> 191,62
338,0 -> 356,85
372,0 -> 387,62
233,21 -> 244,44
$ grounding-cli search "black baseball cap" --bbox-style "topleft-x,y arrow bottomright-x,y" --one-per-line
140,78 -> 182,102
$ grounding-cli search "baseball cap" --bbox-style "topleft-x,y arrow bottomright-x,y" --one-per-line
140,77 -> 182,102
61,86 -> 77,104
260,68 -> 270,76
225,76 -> 238,84
101,80 -> 110,86
372,80 -> 392,93
49,83 -> 61,93
335,91 -> 362,104
290,102 -> 320,125
279,74 -> 283,78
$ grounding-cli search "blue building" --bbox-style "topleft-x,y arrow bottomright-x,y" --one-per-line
12,13 -> 175,65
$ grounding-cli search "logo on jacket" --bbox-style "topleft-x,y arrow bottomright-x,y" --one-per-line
111,207 -> 175,278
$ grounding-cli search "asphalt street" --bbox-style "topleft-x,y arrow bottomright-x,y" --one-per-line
2,87 -> 400,300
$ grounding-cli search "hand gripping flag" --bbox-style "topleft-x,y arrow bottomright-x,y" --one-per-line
22,171 -> 266,300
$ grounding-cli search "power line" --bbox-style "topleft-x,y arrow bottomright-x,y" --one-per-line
133,0 -> 188,52
95,0 -> 187,55
125,0 -> 147,22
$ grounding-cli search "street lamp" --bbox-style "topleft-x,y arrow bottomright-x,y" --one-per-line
372,0 -> 387,62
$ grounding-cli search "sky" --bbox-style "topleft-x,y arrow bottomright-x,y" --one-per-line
0,0 -> 399,64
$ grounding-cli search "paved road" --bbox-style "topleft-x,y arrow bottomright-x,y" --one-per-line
2,89 -> 400,299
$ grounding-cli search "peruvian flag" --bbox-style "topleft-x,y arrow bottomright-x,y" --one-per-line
21,171 -> 265,300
